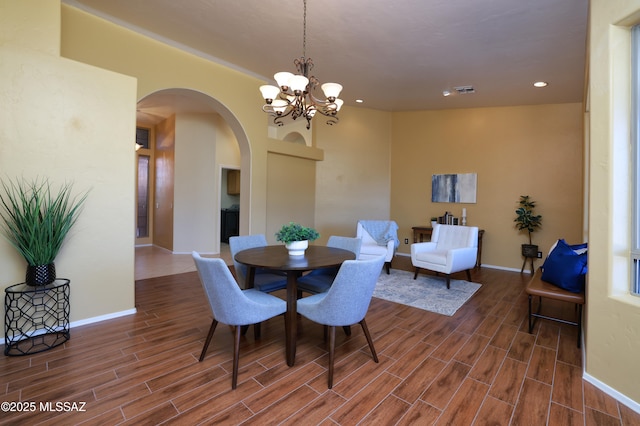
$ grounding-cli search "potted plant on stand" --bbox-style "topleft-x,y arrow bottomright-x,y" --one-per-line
0,177 -> 88,285
275,222 -> 319,256
514,195 -> 542,272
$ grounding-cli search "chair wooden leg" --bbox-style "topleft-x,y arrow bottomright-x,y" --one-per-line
199,319 -> 218,362
360,319 -> 378,363
254,322 -> 261,339
343,325 -> 351,336
446,276 -> 451,289
328,326 -> 336,389
232,325 -> 241,389
466,269 -> 472,282
385,261 -> 391,274
413,267 -> 420,279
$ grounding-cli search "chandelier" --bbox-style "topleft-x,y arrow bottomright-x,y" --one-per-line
259,0 -> 343,129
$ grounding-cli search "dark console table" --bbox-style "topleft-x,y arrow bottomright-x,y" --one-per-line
4,279 -> 70,356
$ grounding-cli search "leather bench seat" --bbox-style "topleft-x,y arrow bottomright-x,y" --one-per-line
526,267 -> 585,347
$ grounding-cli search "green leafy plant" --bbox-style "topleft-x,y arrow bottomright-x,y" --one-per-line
0,177 -> 88,266
275,222 -> 319,244
514,195 -> 542,245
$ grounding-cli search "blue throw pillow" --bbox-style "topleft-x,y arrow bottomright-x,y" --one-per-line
541,239 -> 588,293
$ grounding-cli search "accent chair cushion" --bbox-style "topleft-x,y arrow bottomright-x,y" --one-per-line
415,250 -> 448,266
541,239 -> 588,293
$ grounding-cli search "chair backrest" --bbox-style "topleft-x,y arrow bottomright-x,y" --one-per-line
431,225 -> 478,250
192,252 -> 248,325
308,255 -> 385,326
327,235 -> 362,258
356,220 -> 399,248
228,234 -> 268,285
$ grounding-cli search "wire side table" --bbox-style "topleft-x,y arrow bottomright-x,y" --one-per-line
4,279 -> 70,356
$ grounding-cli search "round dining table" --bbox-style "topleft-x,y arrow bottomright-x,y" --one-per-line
234,244 -> 355,366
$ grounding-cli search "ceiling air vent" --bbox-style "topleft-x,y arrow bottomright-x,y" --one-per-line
453,85 -> 475,94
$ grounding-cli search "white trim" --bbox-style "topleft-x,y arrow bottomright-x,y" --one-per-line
583,372 -> 640,415
70,308 -> 137,328
2,309 -> 137,348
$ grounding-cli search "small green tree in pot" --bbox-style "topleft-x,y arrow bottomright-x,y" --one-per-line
514,195 -> 542,258
0,177 -> 88,285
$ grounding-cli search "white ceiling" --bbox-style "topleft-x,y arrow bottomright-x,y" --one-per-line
63,0 -> 588,113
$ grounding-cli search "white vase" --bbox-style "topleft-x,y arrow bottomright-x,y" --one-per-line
285,240 -> 308,256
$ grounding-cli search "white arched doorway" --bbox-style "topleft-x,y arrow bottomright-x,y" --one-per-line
135,88 -> 250,255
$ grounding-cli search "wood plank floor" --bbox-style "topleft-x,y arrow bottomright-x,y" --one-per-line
2,255 -> 639,425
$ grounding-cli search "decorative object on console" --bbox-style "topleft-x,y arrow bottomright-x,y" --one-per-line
431,173 -> 477,203
275,222 -> 319,256
258,0 -> 343,129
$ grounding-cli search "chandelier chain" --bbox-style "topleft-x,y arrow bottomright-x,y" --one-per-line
302,0 -> 307,59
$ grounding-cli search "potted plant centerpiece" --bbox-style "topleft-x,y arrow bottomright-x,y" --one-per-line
275,222 -> 319,256
514,195 -> 542,258
0,177 -> 88,285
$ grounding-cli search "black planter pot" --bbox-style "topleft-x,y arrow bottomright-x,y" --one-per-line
521,244 -> 539,258
25,263 -> 56,286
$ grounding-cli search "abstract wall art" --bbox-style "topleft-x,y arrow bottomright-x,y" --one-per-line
431,173 -> 477,203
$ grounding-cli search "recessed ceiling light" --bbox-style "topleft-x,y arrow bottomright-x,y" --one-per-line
442,90 -> 451,97
355,99 -> 364,103
533,81 -> 548,88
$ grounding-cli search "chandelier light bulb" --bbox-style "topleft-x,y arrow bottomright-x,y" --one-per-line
274,72 -> 294,89
260,85 -> 280,103
321,82 -> 343,101
289,75 -> 309,93
272,99 -> 288,114
334,98 -> 344,111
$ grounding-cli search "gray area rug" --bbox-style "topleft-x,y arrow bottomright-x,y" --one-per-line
373,269 -> 481,316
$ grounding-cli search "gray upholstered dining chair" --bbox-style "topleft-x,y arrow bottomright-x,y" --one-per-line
192,252 -> 286,389
229,234 -> 287,292
297,235 -> 362,295
296,255 -> 385,388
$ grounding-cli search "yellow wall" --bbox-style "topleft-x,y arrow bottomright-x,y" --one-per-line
587,0 -> 640,404
60,5 -> 269,237
0,0 -> 137,328
314,105 -> 393,242
391,104 -> 585,270
266,153 -> 317,244
173,112 -> 218,253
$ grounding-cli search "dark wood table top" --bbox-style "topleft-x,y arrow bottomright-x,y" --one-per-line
234,245 -> 355,271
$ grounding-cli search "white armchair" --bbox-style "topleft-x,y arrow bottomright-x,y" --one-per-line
411,224 -> 478,289
357,220 -> 398,274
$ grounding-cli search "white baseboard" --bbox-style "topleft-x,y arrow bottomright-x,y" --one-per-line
70,308 -> 137,328
2,308 -> 137,347
583,372 -> 640,415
